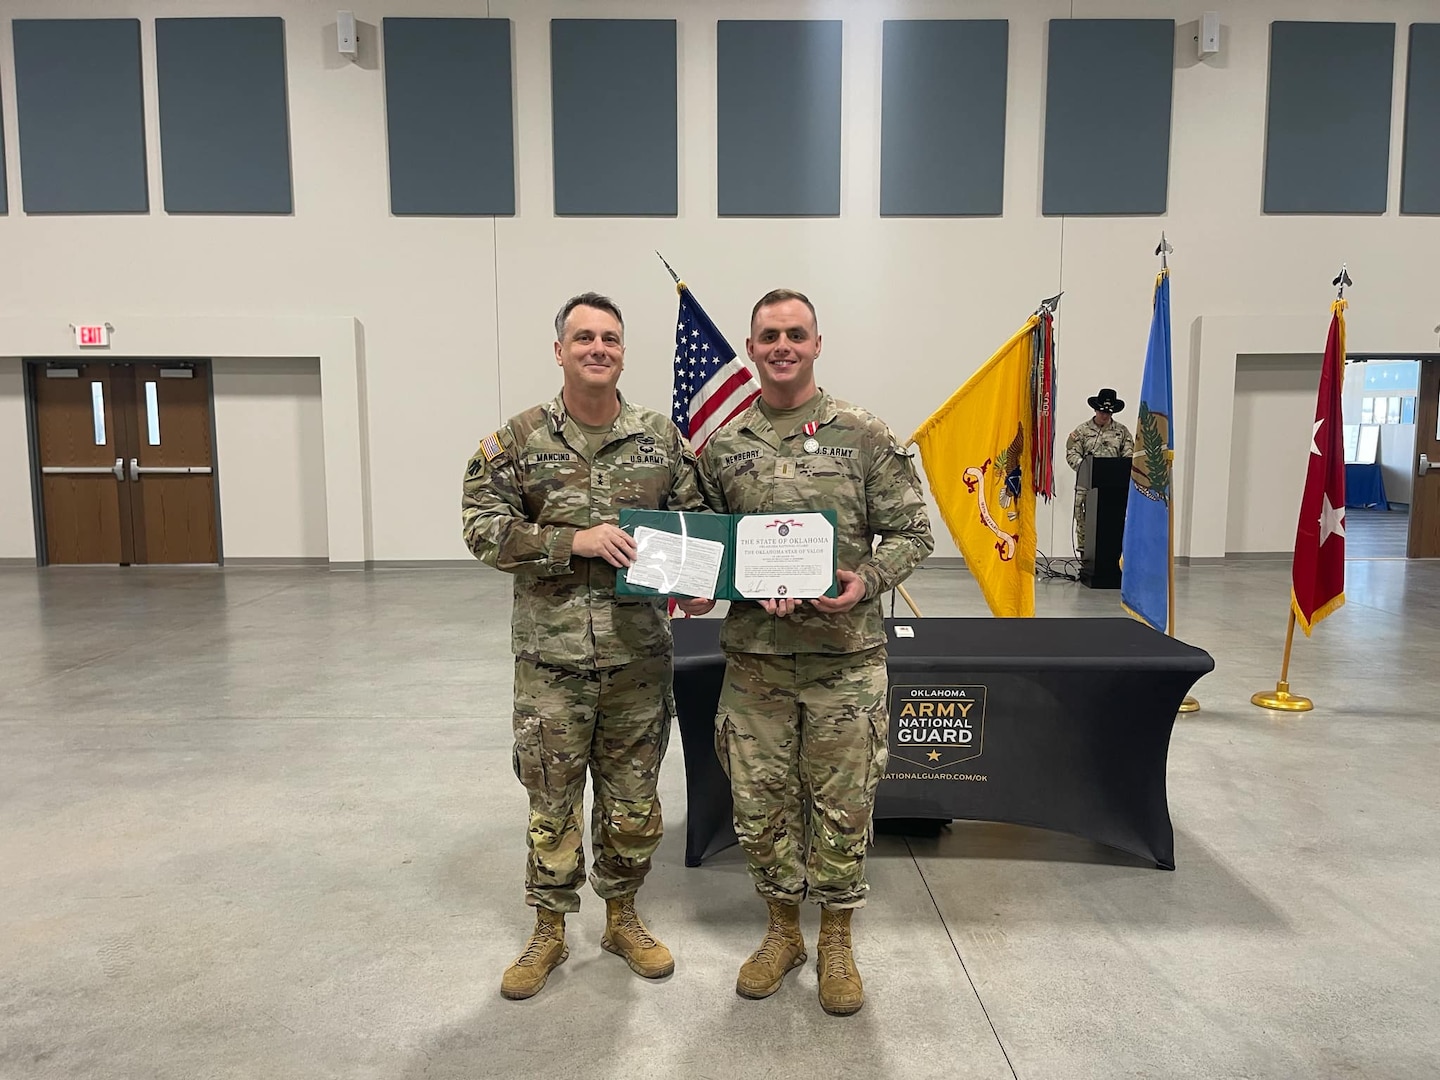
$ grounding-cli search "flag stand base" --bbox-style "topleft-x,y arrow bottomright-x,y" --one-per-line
1178,695 -> 1200,713
1250,681 -> 1313,712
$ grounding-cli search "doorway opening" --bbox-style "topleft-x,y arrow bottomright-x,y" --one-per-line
1344,354 -> 1432,560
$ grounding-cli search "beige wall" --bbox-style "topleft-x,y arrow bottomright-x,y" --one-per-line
0,359 -> 31,560
2,0 -> 1438,563
212,359 -> 329,560
1226,354 -> 1319,554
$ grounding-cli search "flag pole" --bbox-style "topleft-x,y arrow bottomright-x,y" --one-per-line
1251,609 -> 1313,711
1154,235 -> 1199,714
1166,447 -> 1199,712
1252,264 -> 1350,712
656,251 -> 685,295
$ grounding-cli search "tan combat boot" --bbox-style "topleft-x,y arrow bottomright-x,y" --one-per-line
816,907 -> 864,1016
736,899 -> 806,999
500,908 -> 568,1000
601,895 -> 675,978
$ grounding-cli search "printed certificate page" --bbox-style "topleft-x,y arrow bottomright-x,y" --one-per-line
732,512 -> 835,599
626,526 -> 724,598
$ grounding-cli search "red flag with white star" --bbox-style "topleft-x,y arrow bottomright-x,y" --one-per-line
1291,300 -> 1347,635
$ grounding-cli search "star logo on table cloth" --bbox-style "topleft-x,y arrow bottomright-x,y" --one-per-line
926,750 -> 942,761
1319,493 -> 1346,546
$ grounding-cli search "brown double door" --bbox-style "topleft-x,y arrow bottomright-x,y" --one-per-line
1410,358 -> 1440,558
32,361 -> 219,565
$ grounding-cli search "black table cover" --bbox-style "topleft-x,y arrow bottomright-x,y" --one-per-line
671,616 -> 1214,870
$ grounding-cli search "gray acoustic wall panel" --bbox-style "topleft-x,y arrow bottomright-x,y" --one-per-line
881,20 -> 1008,216
1402,24 -> 1440,215
13,19 -> 149,214
156,18 -> 293,214
1042,19 -> 1174,216
383,18 -> 514,216
718,20 -> 842,216
552,20 -> 676,216
1264,22 -> 1395,214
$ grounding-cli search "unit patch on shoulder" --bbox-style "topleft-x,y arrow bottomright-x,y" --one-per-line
479,431 -> 508,463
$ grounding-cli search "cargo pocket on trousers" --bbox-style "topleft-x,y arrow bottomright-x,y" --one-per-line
864,709 -> 889,847
713,715 -> 736,781
866,709 -> 890,788
658,683 -> 675,765
512,714 -> 546,791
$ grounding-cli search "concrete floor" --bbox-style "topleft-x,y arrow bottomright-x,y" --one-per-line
1,559 -> 1437,1079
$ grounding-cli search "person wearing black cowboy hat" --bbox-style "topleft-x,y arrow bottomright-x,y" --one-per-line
1065,389 -> 1135,556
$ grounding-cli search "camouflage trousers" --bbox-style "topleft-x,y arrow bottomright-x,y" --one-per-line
714,647 -> 889,909
511,654 -> 672,913
1073,487 -> 1088,555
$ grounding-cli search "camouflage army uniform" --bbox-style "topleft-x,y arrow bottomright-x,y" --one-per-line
462,392 -> 706,913
1065,419 -> 1134,554
698,391 -> 933,908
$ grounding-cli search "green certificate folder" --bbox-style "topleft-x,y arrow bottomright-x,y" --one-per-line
616,510 -> 838,600
616,511 -> 733,599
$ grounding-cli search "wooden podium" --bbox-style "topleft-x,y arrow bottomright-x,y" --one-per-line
1078,455 -> 1131,590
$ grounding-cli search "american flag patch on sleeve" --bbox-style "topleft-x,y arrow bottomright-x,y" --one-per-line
479,431 -> 507,462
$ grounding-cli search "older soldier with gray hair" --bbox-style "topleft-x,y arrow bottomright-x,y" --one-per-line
462,291 -> 706,1000
678,289 -> 933,1015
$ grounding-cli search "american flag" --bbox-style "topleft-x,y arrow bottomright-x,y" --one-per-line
671,286 -> 760,453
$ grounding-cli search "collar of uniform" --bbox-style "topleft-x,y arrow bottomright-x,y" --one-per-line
546,391 -> 641,448
733,397 -> 781,450
607,393 -> 650,444
545,392 -> 568,433
809,390 -> 840,431
740,389 -> 837,446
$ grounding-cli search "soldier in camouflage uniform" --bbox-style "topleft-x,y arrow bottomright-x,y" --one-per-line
1065,387 -> 1134,556
461,292 -> 706,1000
677,289 -> 933,1016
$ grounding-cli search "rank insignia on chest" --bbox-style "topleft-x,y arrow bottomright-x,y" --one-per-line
774,460 -> 796,479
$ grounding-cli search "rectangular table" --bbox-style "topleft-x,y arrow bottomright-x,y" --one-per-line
672,617 -> 1214,871
1344,462 -> 1388,511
